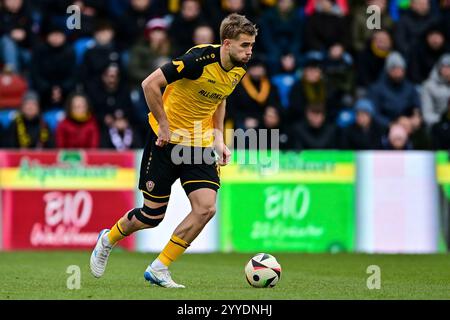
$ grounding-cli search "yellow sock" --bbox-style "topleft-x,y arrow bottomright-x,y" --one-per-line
107,221 -> 127,245
158,235 -> 190,267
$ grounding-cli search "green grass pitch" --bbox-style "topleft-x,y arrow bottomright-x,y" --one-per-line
0,251 -> 449,300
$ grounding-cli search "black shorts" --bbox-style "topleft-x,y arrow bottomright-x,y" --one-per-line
138,128 -> 220,203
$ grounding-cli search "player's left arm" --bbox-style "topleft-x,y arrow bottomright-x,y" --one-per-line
212,99 -> 231,166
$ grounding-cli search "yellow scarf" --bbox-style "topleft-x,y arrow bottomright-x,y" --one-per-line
371,41 -> 390,59
15,114 -> 49,148
70,112 -> 91,123
302,78 -> 326,104
241,75 -> 271,105
168,0 -> 180,13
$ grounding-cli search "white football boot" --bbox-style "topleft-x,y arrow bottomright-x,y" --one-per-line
90,229 -> 113,278
144,266 -> 185,288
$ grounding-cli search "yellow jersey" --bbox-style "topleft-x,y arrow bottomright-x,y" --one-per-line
149,44 -> 247,147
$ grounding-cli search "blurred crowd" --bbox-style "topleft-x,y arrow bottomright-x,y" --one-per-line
0,0 -> 449,151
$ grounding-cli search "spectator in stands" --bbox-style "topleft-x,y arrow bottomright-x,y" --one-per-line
0,64 -> 27,108
387,0 -> 441,20
72,0 -> 109,39
288,57 -> 327,125
0,0 -> 34,73
79,20 -> 121,88
129,18 -> 171,87
290,103 -> 338,150
39,0 -> 107,41
169,0 -> 206,57
394,0 -> 440,58
115,0 -> 166,50
397,112 -> 432,150
100,109 -> 142,150
431,98 -> 450,150
55,92 -> 100,149
5,91 -> 53,149
2,0 -> 450,152
304,0 -> 351,53
204,0 -> 255,41
382,123 -> 413,150
257,0 -> 278,10
408,24 -> 448,84
322,43 -> 354,118
398,111 -> 432,150
351,0 -> 394,53
193,24 -> 215,46
259,105 -> 292,150
85,64 -> 135,133
368,52 -> 421,128
422,53 -> 450,127
304,0 -> 349,16
258,0 -> 303,75
128,17 -> 171,139
227,57 -> 280,130
31,24 -> 77,110
356,30 -> 393,88
340,98 -> 385,150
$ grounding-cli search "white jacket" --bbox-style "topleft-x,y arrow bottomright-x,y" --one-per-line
421,53 -> 450,126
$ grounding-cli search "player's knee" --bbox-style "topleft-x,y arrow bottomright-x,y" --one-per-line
127,205 -> 167,228
193,204 -> 216,222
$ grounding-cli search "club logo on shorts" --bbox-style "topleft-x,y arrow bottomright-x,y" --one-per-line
146,181 -> 155,192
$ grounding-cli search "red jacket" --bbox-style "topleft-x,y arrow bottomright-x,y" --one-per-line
0,73 -> 28,108
56,116 -> 100,149
304,0 -> 349,16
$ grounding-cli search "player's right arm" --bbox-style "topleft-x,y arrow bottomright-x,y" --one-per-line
142,48 -> 204,146
141,69 -> 170,147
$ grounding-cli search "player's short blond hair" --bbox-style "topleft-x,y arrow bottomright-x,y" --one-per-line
219,13 -> 257,43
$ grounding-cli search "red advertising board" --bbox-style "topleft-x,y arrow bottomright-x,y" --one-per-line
0,150 -> 136,250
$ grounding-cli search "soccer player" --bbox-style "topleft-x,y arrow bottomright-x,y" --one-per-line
90,14 -> 257,288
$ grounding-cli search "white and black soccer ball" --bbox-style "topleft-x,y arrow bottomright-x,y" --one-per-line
245,253 -> 281,288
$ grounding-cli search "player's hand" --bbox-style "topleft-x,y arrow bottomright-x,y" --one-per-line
156,122 -> 170,147
215,142 -> 231,166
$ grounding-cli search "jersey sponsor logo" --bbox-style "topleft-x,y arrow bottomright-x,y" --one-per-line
198,89 -> 228,101
207,79 -> 216,84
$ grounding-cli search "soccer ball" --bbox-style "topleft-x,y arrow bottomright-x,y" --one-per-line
245,253 -> 281,288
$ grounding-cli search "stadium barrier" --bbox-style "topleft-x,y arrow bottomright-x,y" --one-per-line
437,152 -> 450,251
0,149 -> 448,253
357,151 -> 442,253
219,150 -> 356,253
0,150 -> 135,250
135,150 -> 219,253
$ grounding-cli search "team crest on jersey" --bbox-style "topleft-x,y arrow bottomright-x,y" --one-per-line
146,181 -> 155,192
231,76 -> 239,88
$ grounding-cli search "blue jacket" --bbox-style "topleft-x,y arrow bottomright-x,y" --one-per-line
368,72 -> 421,127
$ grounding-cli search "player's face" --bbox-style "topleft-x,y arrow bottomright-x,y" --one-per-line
228,34 -> 255,67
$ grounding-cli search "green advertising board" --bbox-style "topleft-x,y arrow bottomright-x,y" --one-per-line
437,151 -> 450,199
437,151 -> 450,251
219,151 -> 356,253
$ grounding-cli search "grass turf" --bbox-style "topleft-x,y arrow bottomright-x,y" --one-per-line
0,251 -> 449,300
